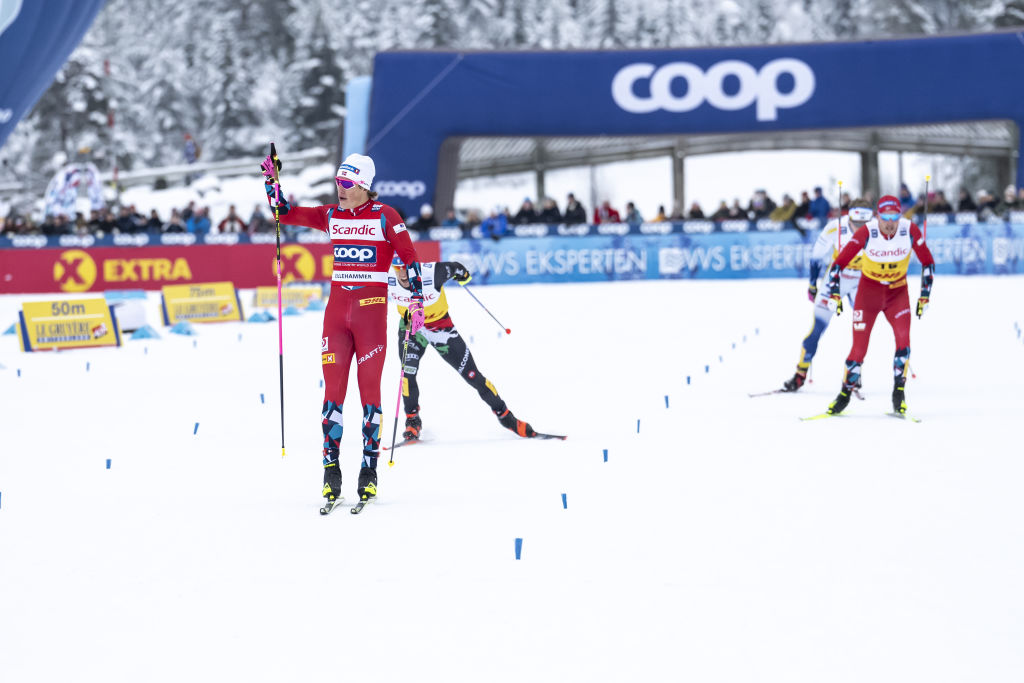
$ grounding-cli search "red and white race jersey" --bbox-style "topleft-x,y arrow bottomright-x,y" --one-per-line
281,199 -> 418,287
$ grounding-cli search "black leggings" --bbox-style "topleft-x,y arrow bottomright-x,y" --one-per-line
397,322 -> 507,415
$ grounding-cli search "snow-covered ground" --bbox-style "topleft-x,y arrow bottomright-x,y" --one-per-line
1,276 -> 1023,682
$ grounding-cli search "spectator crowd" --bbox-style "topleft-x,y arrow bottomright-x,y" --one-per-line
5,182 -> 1024,239
1,200 -> 275,238
395,181 -> 1024,240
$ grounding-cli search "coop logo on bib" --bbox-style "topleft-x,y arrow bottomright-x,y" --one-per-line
333,245 -> 377,263
611,58 -> 815,121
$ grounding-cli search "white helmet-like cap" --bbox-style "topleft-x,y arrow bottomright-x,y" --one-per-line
336,153 -> 375,190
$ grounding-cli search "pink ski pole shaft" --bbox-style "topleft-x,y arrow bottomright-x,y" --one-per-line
387,325 -> 412,467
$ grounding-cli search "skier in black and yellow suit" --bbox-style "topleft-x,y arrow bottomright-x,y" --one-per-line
388,257 -> 537,440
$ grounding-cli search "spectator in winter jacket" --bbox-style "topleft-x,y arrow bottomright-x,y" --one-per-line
956,188 -> 977,212
976,190 -> 998,220
115,206 -> 139,233
652,205 -> 669,222
747,189 -> 776,219
593,200 -> 621,224
898,183 -> 916,210
930,191 -> 953,213
145,209 -> 164,232
995,185 -> 1019,218
187,207 -> 211,234
411,203 -> 437,232
217,204 -> 247,233
563,193 -> 587,224
441,208 -> 462,228
624,201 -> 643,225
795,191 -> 812,219
728,199 -> 745,219
710,201 -> 730,221
808,186 -> 831,225
513,198 -> 539,224
164,209 -> 186,233
686,202 -> 705,219
769,194 -> 797,223
537,198 -> 562,224
481,207 -> 509,240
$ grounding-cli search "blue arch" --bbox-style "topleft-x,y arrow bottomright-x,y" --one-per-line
0,0 -> 107,150
365,33 -> 1024,217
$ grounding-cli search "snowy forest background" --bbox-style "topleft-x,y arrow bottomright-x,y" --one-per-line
4,0 -> 1024,190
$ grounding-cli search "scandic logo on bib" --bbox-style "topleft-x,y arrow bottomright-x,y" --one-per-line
330,224 -> 378,236
867,247 -> 910,258
611,58 -> 815,121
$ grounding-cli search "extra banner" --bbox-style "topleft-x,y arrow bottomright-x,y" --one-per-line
253,285 -> 324,309
18,298 -> 121,352
161,282 -> 243,325
0,241 -> 442,295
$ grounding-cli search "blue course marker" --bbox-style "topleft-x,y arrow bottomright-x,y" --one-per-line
193,422 -> 199,435
664,395 -> 669,408
603,448 -> 608,462
17,369 -> 20,377
718,355 -> 723,363
193,339 -> 197,348
515,538 -> 523,560
319,379 -> 324,388
105,459 -> 111,469
260,393 -> 265,404
238,333 -> 243,342
636,419 -> 640,433
686,375 -> 690,385
705,365 -> 709,373
561,493 -> 567,509
86,362 -> 90,372
0,491 -> 3,509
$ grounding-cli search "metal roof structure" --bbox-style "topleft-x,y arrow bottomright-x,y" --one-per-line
450,120 -> 1019,210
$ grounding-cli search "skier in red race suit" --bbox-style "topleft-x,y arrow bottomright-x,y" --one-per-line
824,194 -> 935,416
261,153 -> 425,507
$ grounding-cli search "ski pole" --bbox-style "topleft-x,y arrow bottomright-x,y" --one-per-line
269,142 -> 286,458
460,283 -> 511,334
388,324 -> 412,467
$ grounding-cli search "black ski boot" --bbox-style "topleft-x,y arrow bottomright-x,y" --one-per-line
322,453 -> 342,501
357,467 -> 378,502
403,406 -> 422,441
782,370 -> 807,392
827,388 -> 852,415
892,377 -> 907,414
495,408 -> 537,438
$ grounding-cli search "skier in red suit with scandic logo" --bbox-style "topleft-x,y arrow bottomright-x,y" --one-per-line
823,195 -> 935,417
261,152 -> 425,509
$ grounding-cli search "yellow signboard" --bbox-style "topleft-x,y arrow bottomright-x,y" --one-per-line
253,286 -> 323,309
18,298 -> 121,352
161,282 -> 242,324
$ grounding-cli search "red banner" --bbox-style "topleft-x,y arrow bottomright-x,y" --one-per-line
0,242 -> 441,294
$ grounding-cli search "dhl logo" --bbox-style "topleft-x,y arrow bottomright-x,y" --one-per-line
359,296 -> 385,306
322,353 -> 336,365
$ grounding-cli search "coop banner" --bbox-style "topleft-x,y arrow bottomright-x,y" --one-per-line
0,241 -> 442,294
161,282 -> 243,325
440,224 -> 1024,284
18,298 -> 121,352
253,286 -> 324,309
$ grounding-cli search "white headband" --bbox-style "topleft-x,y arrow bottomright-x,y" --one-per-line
848,207 -> 873,222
